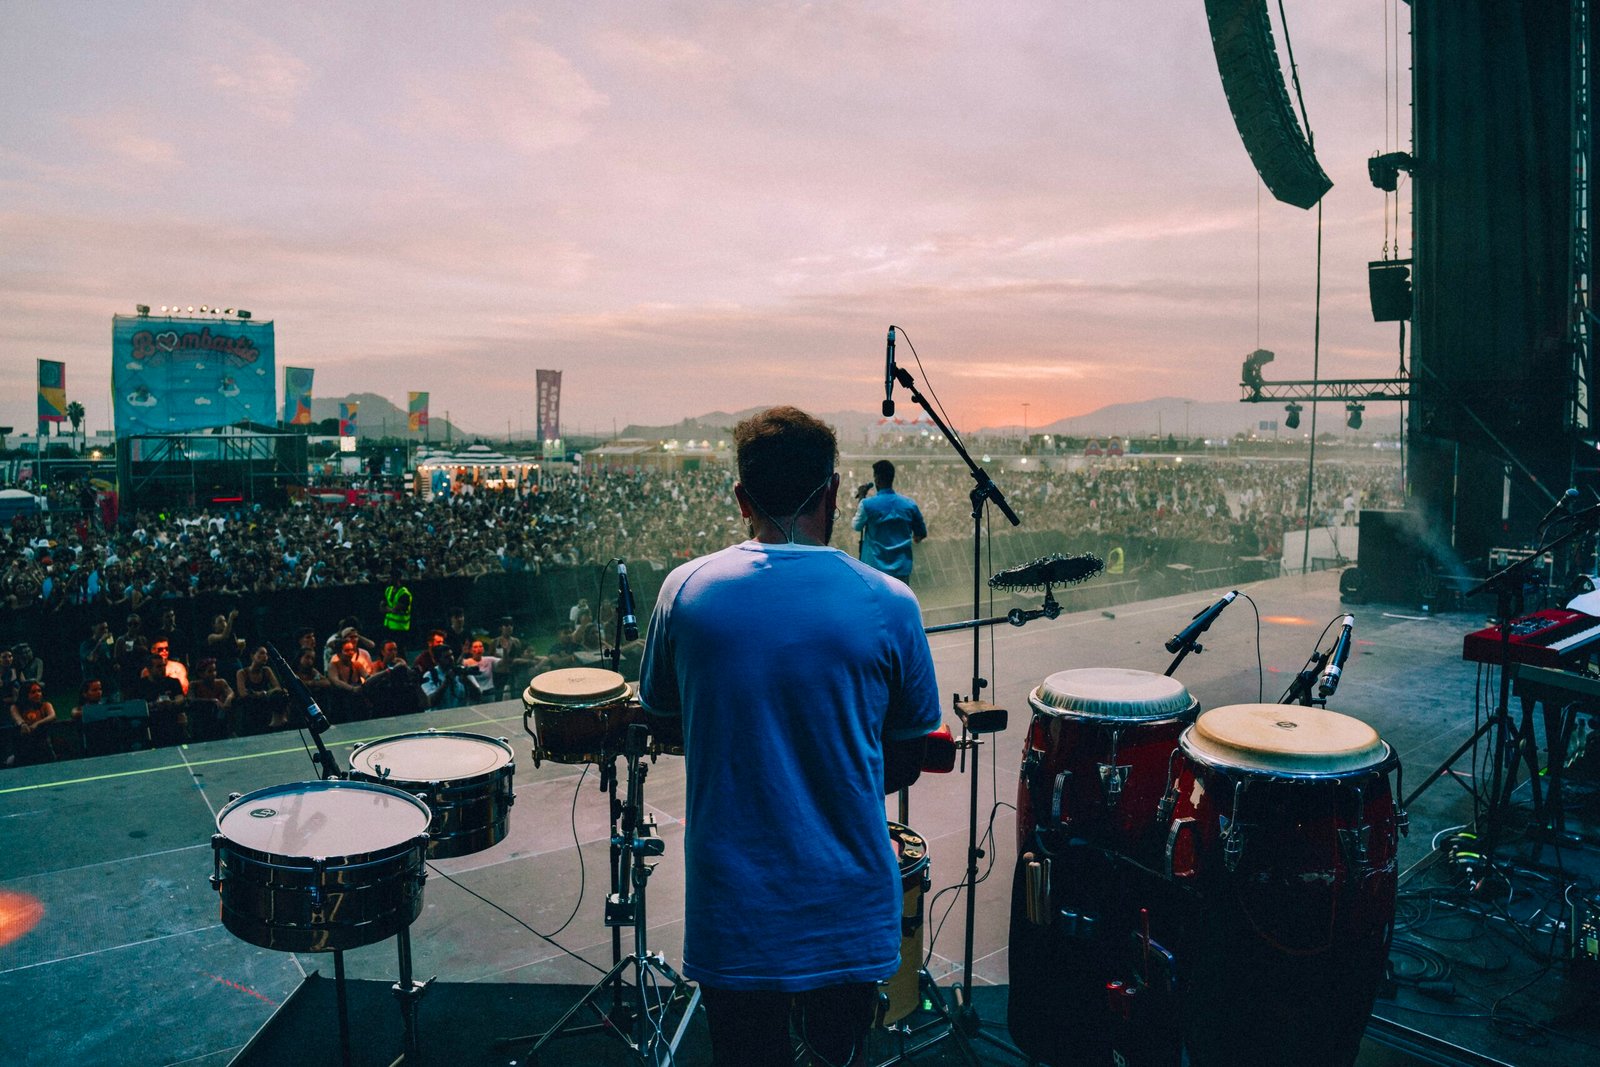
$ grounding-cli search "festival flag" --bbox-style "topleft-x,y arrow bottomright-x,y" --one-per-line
536,369 -> 562,442
339,401 -> 360,436
37,359 -> 66,433
284,367 -> 314,425
407,391 -> 429,433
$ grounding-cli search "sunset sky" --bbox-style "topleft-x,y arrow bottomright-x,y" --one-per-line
0,2 -> 1411,439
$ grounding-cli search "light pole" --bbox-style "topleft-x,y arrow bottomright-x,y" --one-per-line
1022,403 -> 1030,452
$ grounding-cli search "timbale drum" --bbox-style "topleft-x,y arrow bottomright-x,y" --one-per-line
347,730 -> 516,859
880,822 -> 931,1026
211,780 -> 431,953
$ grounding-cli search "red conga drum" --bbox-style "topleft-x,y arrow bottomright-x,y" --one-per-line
1017,668 -> 1199,858
1160,704 -> 1404,1067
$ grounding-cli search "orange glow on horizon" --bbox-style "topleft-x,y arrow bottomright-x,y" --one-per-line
0,891 -> 44,947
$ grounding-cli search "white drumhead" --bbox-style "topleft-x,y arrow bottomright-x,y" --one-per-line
1031,667 -> 1194,720
217,780 -> 431,858
1184,704 -> 1386,774
350,732 -> 511,782
526,667 -> 632,705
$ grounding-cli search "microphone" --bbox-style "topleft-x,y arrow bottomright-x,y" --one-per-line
1165,590 -> 1238,654
1537,487 -> 1580,529
1319,614 -> 1355,697
617,560 -> 639,642
988,553 -> 1105,591
883,325 -> 896,417
264,643 -> 331,737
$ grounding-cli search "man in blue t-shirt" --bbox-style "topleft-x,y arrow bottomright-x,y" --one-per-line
640,407 -> 942,1066
853,459 -> 927,581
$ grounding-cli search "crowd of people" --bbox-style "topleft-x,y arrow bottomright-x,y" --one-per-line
1,596 -> 639,766
0,456 -> 1401,615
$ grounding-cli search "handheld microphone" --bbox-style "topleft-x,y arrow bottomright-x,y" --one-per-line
1537,487 -> 1580,528
617,560 -> 639,642
1319,614 -> 1355,697
1165,590 -> 1238,654
883,325 -> 896,417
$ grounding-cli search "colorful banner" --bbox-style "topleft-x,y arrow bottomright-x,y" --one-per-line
407,391 -> 429,433
110,315 -> 276,437
339,401 -> 360,436
37,360 -> 66,432
536,369 -> 562,442
284,366 -> 314,425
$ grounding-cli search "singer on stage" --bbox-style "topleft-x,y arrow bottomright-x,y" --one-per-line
639,406 -> 942,1066
853,459 -> 928,581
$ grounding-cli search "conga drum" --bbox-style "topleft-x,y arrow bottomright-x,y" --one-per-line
1017,668 -> 1199,858
347,730 -> 516,858
521,667 -> 641,765
1161,704 -> 1404,1067
211,780 -> 431,953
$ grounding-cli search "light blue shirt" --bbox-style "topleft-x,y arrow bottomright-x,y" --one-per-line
639,541 -> 941,991
853,489 -> 927,579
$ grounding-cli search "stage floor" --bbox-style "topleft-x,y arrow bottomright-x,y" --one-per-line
1,569 -> 1588,1066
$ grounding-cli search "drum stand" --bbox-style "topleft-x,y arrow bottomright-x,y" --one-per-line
261,645 -> 435,1067
503,723 -> 700,1066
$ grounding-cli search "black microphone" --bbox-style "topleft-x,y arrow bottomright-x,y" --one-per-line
1537,487 -> 1580,528
1165,590 -> 1238,654
264,643 -> 331,737
883,325 -> 896,418
1319,614 -> 1355,697
618,560 -> 639,642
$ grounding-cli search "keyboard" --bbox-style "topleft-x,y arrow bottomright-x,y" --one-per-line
1462,609 -> 1600,669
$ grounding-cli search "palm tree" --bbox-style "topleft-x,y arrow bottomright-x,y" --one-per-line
65,401 -> 85,451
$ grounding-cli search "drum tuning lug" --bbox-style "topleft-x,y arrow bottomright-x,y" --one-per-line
1223,828 -> 1243,871
1397,808 -> 1410,836
1099,764 -> 1129,804
226,792 -> 242,802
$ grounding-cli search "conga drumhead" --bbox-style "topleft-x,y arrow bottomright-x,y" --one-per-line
525,667 -> 632,706
1031,667 -> 1194,720
350,731 -> 512,782
1184,704 -> 1386,775
216,780 -> 432,860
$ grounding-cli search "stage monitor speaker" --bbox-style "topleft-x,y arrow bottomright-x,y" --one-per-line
1205,0 -> 1332,209
1357,509 -> 1434,605
1368,259 -> 1413,322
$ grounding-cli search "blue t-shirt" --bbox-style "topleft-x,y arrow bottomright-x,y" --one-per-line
639,541 -> 942,991
853,489 -> 927,579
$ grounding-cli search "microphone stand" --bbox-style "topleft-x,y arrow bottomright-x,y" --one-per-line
887,359 -> 1020,1062
1280,644 -> 1332,708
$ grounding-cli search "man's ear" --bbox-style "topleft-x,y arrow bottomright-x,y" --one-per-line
733,483 -> 755,519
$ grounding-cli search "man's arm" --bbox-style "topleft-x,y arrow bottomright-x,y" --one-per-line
883,733 -> 927,794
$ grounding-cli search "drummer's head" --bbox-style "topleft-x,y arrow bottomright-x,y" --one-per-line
733,406 -> 839,545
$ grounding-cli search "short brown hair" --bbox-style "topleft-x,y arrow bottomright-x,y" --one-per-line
734,406 -> 838,516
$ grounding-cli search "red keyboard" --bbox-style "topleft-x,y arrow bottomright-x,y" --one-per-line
1462,609 -> 1600,668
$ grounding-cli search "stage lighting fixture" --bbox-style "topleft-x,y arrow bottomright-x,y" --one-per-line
135,304 -> 150,315
1284,403 -> 1302,430
1241,348 -> 1275,398
1346,402 -> 1365,430
186,305 -> 195,313
1366,151 -> 1414,192
236,309 -> 252,319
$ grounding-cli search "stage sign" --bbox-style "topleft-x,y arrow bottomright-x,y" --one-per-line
408,391 -> 429,432
37,359 -> 66,430
284,366 -> 314,425
111,315 -> 275,437
536,369 -> 562,442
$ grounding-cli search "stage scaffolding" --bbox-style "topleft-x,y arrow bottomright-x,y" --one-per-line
116,424 -> 308,514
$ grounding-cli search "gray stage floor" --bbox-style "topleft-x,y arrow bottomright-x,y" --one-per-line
0,570 -> 1506,1065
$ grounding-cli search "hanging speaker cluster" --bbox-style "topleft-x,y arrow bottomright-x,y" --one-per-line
1204,0 -> 1332,210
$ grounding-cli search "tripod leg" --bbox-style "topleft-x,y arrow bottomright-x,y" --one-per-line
334,950 -> 353,1067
